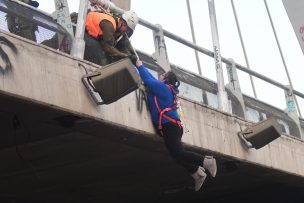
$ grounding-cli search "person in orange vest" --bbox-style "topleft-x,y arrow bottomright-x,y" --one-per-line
85,10 -> 138,65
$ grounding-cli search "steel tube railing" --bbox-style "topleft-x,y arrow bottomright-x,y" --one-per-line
138,18 -> 304,101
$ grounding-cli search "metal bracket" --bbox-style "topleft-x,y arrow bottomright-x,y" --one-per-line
237,131 -> 253,149
237,118 -> 282,150
82,71 -> 104,105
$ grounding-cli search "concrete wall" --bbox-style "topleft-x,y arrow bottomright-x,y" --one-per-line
1,32 -> 304,177
111,0 -> 130,10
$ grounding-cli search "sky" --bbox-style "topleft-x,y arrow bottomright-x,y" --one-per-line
38,0 -> 304,117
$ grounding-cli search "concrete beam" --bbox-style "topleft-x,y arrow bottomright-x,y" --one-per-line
0,32 -> 304,178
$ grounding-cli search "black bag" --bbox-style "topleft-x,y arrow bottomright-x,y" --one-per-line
240,118 -> 282,149
83,58 -> 140,105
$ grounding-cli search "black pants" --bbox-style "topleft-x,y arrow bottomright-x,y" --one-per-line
161,122 -> 204,174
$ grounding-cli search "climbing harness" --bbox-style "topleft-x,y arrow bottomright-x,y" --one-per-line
154,84 -> 183,136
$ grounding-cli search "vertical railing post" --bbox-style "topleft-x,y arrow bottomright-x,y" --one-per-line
54,0 -> 74,36
71,0 -> 88,59
53,0 -> 74,52
152,24 -> 171,72
284,86 -> 303,139
226,59 -> 246,116
208,0 -> 229,112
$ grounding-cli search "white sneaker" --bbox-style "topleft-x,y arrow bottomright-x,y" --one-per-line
203,156 -> 217,177
191,166 -> 207,191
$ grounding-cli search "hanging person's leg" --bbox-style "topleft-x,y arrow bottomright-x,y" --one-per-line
162,122 -> 216,173
162,122 -> 217,191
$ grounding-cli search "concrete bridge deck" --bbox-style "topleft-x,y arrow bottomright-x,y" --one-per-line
0,32 -> 304,202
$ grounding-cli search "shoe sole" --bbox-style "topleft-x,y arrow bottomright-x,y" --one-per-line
209,159 -> 217,177
195,171 -> 207,191
205,158 -> 217,177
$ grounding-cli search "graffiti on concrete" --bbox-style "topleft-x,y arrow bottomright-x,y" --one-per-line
135,85 -> 147,113
0,36 -> 17,73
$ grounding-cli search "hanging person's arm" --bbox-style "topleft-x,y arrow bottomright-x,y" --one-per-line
135,59 -> 168,98
99,20 -> 128,59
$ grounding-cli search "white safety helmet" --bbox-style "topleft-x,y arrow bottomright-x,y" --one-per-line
122,10 -> 139,31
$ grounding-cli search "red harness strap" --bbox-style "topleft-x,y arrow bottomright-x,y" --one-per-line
154,85 -> 182,136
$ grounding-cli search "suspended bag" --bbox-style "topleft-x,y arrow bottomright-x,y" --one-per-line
238,117 -> 282,149
82,58 -> 140,105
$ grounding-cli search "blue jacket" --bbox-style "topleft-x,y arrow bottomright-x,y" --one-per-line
137,65 -> 180,126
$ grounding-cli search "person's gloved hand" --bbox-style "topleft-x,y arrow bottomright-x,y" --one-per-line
129,54 -> 138,66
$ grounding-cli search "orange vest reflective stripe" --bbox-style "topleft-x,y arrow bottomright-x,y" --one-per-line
86,12 -> 117,38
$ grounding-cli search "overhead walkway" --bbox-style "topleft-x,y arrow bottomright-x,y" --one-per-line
0,0 -> 304,202
0,30 -> 304,202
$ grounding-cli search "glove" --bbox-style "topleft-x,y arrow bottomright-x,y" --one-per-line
129,54 -> 138,66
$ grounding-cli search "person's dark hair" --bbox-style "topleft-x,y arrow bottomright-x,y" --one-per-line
165,71 -> 180,94
29,0 -> 39,8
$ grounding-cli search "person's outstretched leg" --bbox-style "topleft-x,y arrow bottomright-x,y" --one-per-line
162,122 -> 201,173
203,156 -> 217,177
191,166 -> 207,191
162,122 -> 217,191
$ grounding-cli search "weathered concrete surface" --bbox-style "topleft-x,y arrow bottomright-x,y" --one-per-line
1,31 -> 304,179
181,99 -> 304,177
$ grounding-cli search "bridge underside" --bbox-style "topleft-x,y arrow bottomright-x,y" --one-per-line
0,94 -> 303,203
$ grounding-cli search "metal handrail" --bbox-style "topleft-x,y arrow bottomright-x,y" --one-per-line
138,18 -> 304,101
5,0 -> 303,115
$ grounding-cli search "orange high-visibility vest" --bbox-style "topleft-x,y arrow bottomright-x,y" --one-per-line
86,12 -> 117,38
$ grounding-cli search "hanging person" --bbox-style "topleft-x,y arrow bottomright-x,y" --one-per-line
133,58 -> 218,191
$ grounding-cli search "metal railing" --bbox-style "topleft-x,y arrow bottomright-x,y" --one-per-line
138,17 -> 304,101
0,0 -> 73,52
1,0 -> 303,138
